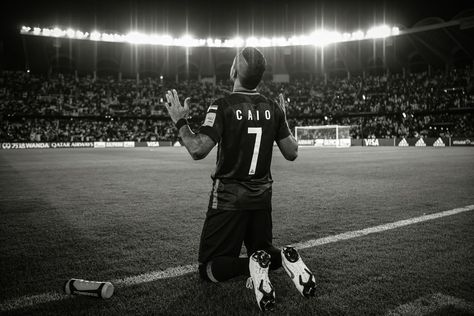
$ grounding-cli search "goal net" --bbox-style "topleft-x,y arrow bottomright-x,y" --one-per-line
295,125 -> 351,147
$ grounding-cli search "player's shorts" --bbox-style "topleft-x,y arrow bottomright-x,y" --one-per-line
198,207 -> 274,265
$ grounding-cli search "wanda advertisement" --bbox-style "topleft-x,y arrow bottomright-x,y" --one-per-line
0,142 -> 173,149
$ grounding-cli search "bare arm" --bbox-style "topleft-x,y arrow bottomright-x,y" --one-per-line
178,125 -> 216,160
165,89 -> 216,160
277,135 -> 298,161
276,93 -> 298,161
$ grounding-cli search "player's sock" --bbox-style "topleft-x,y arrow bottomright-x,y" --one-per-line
200,257 -> 249,282
264,246 -> 282,270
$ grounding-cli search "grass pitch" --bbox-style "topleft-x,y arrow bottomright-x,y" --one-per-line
0,147 -> 473,315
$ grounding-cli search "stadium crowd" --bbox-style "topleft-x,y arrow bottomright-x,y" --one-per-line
1,68 -> 473,142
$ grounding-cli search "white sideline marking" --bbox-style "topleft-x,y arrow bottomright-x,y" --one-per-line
0,264 -> 199,313
291,204 -> 474,250
113,264 -> 198,286
1,204 -> 473,312
0,292 -> 67,313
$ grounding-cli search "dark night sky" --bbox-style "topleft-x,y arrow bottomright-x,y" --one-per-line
1,0 -> 473,38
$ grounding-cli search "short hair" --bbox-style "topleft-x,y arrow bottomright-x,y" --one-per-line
236,47 -> 266,90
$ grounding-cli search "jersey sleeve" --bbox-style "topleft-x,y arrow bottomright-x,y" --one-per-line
199,99 -> 225,143
274,101 -> 291,141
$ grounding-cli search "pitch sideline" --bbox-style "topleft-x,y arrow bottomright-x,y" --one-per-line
1,204 -> 473,312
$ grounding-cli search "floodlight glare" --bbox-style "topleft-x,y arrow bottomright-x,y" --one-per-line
312,30 -> 342,47
19,24 -> 402,47
90,31 -> 101,41
272,37 -> 287,46
351,30 -> 365,40
66,29 -> 75,38
176,34 -> 197,47
126,32 -> 148,44
51,27 -> 65,37
366,25 -> 391,39
246,37 -> 258,46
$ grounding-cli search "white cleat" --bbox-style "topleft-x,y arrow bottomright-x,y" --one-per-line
247,250 -> 276,311
281,246 -> 316,298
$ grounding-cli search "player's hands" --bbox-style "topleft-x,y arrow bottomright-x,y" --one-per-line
165,89 -> 190,123
278,93 -> 288,116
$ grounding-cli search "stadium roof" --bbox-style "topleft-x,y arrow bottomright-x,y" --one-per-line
1,1 -> 474,75
3,0 -> 473,38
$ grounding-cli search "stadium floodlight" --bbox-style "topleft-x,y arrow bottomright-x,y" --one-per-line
126,32 -> 148,44
213,39 -> 223,47
271,37 -> 287,46
366,25 -> 391,38
246,37 -> 259,47
207,38 -> 223,47
312,30 -> 342,47
152,34 -> 173,46
351,30 -> 365,40
41,28 -> 50,36
90,31 -> 101,41
102,33 -> 124,42
258,37 -> 272,47
66,28 -> 75,38
233,37 -> 245,47
19,24 -> 403,47
222,36 -> 244,47
80,32 -> 90,39
51,27 -> 66,37
243,37 -> 272,47
235,37 -> 245,47
342,32 -> 351,41
207,38 -> 222,47
288,35 -> 309,46
175,34 -> 199,47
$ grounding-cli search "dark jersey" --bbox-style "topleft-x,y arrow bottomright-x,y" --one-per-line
199,91 -> 291,211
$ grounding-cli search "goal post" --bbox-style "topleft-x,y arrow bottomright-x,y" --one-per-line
295,125 -> 351,147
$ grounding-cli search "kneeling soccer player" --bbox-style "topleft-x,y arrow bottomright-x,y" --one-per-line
164,47 -> 316,311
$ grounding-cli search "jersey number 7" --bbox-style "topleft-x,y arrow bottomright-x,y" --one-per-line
247,127 -> 262,175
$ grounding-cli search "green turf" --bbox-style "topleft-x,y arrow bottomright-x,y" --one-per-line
0,147 -> 473,315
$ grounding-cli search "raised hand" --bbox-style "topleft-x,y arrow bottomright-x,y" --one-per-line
278,93 -> 288,116
165,89 -> 191,123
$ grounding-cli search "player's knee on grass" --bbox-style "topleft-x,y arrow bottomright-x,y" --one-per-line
198,262 -> 217,282
199,257 -> 250,282
198,260 -> 228,283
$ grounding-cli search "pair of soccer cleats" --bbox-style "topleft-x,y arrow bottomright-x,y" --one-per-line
246,247 -> 316,311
